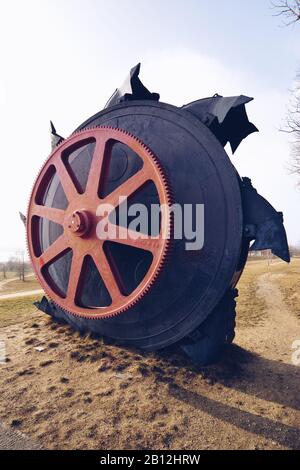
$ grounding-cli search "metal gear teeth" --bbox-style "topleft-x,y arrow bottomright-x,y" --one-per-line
26,126 -> 174,320
69,126 -> 174,319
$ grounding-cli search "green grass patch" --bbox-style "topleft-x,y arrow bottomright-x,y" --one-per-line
0,295 -> 41,327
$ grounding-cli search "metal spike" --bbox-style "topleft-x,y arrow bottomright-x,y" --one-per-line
19,212 -> 26,226
182,95 -> 258,154
50,121 -> 64,150
105,63 -> 160,109
242,178 -> 290,263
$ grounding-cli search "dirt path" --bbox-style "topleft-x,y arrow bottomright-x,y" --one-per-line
237,272 -> 300,362
0,274 -> 35,291
0,261 -> 300,450
0,277 -> 20,291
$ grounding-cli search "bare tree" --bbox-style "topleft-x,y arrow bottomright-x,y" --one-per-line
272,2 -> 300,181
273,0 -> 300,24
6,254 -> 30,279
289,243 -> 300,256
15,251 -> 26,282
0,262 -> 7,280
284,74 -> 300,181
7,256 -> 19,273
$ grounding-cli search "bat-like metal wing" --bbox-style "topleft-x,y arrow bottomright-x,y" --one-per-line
105,63 -> 159,108
182,94 -> 258,153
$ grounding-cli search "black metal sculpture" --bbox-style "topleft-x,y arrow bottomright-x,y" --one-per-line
27,63 -> 289,364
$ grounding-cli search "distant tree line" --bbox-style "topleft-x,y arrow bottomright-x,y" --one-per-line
289,244 -> 300,257
0,251 -> 31,281
286,74 -> 300,182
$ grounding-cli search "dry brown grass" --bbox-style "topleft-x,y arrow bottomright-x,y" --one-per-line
0,272 -> 20,282
237,259 -> 300,324
0,296 -> 42,328
1,259 -> 300,450
236,261 -> 268,329
0,277 -> 40,295
270,259 -> 300,320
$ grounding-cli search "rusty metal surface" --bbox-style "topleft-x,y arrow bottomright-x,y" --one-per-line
27,127 -> 173,319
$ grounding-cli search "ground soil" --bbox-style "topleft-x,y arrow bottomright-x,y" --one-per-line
0,259 -> 300,450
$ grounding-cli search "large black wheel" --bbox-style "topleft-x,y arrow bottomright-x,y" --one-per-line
29,101 -> 243,350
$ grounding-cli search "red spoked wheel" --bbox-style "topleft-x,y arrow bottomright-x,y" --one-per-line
27,127 -> 173,319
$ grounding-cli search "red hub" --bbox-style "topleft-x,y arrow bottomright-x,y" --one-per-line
66,211 -> 91,237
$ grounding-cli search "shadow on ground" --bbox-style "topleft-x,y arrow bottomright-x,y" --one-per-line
160,344 -> 300,449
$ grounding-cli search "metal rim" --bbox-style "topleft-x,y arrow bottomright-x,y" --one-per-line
27,127 -> 173,319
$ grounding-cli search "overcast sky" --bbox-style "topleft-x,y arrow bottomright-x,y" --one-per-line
0,0 -> 300,261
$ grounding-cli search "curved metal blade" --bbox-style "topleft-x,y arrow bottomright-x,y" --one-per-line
105,63 -> 160,109
182,94 -> 258,153
50,121 -> 64,151
19,211 -> 26,226
241,177 -> 290,262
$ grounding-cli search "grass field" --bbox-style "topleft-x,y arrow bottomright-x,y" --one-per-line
0,272 -> 21,282
0,278 -> 40,295
237,259 -> 300,324
1,259 -> 299,326
0,295 -> 42,328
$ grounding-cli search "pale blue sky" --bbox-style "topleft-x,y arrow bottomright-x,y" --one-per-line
0,0 -> 300,260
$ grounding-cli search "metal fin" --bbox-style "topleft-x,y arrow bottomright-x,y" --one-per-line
19,212 -> 26,226
105,63 -> 160,109
241,177 -> 290,262
50,121 -> 64,150
34,296 -> 54,316
182,95 -> 258,153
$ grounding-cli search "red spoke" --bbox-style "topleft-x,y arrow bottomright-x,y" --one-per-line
91,245 -> 123,302
67,252 -> 84,301
28,127 -> 172,319
32,204 -> 65,225
39,235 -> 68,268
54,157 -> 78,202
86,138 -> 108,196
109,224 -> 163,254
104,169 -> 149,209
